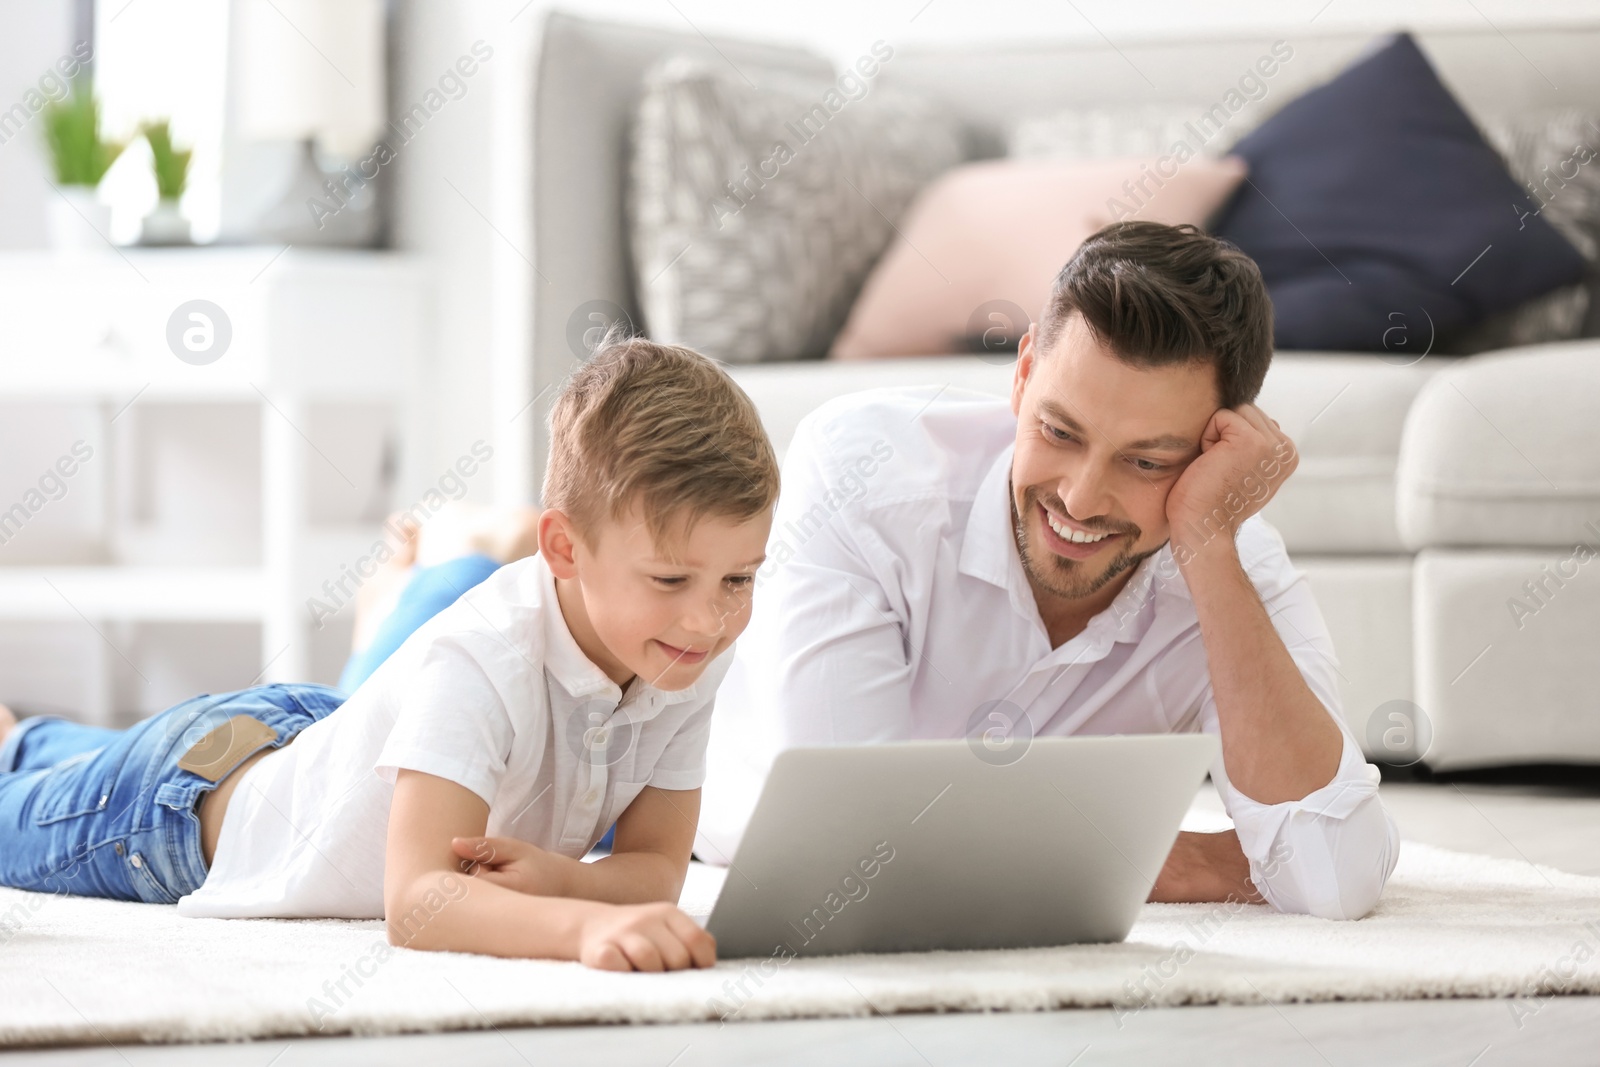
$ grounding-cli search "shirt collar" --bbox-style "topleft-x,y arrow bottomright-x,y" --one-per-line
957,440 -> 1179,650
957,444 -> 1024,592
535,555 -> 708,712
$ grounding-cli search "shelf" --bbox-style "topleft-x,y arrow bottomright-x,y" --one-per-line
0,367 -> 265,402
0,246 -> 428,283
0,248 -> 431,700
0,248 -> 428,402
0,567 -> 266,622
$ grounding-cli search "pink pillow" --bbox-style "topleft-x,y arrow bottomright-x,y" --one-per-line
828,156 -> 1249,360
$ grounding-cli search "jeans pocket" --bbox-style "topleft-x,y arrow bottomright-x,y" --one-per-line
33,750 -> 117,826
124,845 -> 182,905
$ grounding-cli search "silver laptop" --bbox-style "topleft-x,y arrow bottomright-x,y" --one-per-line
705,734 -> 1218,958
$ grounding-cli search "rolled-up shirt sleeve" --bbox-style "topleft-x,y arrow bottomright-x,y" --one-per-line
1199,564 -> 1401,920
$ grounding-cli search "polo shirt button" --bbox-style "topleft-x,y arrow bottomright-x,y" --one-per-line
592,729 -> 609,745
584,789 -> 599,805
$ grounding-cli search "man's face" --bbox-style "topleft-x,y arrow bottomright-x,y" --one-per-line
1008,312 -> 1219,603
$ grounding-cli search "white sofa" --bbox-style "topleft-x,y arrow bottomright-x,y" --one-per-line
526,12 -> 1600,770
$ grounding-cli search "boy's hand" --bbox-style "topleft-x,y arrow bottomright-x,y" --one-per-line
452,835 -> 570,897
579,902 -> 717,972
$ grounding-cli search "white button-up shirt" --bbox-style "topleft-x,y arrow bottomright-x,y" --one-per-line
702,386 -> 1399,919
180,553 -> 726,919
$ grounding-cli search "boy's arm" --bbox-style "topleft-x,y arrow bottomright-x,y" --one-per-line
454,787 -> 702,905
384,769 -> 714,969
576,786 -> 700,903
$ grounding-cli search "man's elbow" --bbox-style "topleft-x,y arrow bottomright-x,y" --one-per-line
1295,861 -> 1391,920
1259,804 -> 1400,920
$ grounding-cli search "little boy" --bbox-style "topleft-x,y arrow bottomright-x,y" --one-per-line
0,334 -> 779,972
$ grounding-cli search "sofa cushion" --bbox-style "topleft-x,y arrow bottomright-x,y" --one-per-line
1397,340 -> 1600,549
628,53 -> 961,364
1211,33 -> 1589,352
827,156 -> 1248,360
1296,558 -> 1415,755
1255,353 -> 1442,553
727,357 -> 1014,466
1413,548 -> 1600,770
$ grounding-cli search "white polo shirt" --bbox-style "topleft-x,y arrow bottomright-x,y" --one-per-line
701,386 -> 1399,920
178,552 -> 728,919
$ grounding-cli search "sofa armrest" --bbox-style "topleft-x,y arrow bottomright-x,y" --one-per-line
1397,340 -> 1600,550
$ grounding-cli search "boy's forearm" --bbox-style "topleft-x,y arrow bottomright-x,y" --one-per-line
388,868 -> 601,959
565,850 -> 686,905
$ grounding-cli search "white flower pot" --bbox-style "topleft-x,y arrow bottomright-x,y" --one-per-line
139,200 -> 192,246
47,186 -> 115,251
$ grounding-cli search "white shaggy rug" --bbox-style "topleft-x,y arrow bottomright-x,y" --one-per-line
4,834 -> 1600,1047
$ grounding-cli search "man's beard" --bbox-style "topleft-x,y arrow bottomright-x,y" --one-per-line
1011,484 -> 1158,602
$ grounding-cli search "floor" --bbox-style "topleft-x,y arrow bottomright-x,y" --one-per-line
11,765 -> 1600,1066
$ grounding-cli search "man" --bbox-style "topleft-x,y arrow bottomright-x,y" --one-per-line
701,221 -> 1399,919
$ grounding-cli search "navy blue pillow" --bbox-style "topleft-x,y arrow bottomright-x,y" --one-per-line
1211,33 -> 1586,352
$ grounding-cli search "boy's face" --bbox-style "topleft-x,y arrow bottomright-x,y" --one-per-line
545,504 -> 772,691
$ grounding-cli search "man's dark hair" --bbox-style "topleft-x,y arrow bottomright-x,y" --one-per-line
1037,221 -> 1273,410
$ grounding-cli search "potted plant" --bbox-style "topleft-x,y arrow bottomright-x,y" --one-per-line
139,120 -> 193,245
41,87 -> 124,250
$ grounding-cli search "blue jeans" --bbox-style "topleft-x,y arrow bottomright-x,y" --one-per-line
0,554 -> 508,903
0,684 -> 342,903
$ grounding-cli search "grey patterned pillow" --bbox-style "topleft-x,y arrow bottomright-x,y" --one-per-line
629,55 -> 962,363
1008,101 -> 1274,162
1456,110 -> 1600,350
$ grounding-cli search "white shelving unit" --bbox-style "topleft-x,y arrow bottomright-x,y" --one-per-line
0,248 -> 432,723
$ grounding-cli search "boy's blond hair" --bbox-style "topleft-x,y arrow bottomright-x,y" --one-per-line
543,329 -> 779,548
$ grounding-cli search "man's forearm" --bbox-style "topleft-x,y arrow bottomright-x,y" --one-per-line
1177,544 -> 1342,805
1148,830 -> 1266,904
